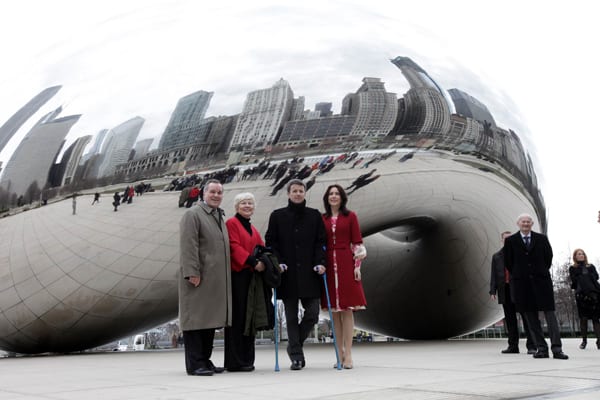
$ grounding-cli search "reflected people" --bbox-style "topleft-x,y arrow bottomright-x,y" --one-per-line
178,179 -> 231,376
568,248 -> 600,349
321,184 -> 367,369
224,192 -> 267,372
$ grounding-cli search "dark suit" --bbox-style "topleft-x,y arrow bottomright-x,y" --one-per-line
265,199 -> 327,363
489,249 -> 535,351
503,231 -> 563,354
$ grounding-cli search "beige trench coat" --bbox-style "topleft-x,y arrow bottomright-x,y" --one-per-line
178,202 -> 232,331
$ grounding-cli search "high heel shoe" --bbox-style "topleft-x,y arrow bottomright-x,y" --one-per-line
579,340 -> 587,349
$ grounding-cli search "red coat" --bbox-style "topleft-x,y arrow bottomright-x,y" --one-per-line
226,216 -> 265,272
321,211 -> 367,311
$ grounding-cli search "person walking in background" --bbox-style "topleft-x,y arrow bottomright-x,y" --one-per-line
321,184 -> 367,369
265,179 -> 327,371
503,213 -> 568,360
112,192 -> 121,212
71,193 -> 77,215
178,179 -> 231,376
490,231 -> 536,354
569,248 -> 600,349
224,192 -> 267,372
92,192 -> 100,205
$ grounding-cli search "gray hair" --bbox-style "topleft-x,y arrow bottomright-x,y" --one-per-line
233,192 -> 256,210
516,213 -> 534,223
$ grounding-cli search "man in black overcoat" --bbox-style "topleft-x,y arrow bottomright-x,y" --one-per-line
490,231 -> 535,354
503,213 -> 568,360
265,179 -> 327,370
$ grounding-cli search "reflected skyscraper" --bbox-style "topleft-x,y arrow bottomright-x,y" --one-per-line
132,138 -> 153,160
448,88 -> 496,128
342,77 -> 398,137
59,135 -> 93,186
158,90 -> 213,151
0,86 -> 61,154
391,56 -> 453,135
0,110 -> 80,197
97,117 -> 144,178
229,78 -> 295,151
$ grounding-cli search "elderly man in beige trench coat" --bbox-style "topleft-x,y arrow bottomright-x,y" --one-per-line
179,179 -> 232,376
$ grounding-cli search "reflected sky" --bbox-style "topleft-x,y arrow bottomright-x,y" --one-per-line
0,1 -> 535,168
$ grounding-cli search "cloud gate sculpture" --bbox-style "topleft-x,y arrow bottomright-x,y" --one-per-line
0,56 -> 545,354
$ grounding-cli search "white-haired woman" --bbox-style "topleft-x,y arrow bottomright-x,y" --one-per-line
224,192 -> 266,372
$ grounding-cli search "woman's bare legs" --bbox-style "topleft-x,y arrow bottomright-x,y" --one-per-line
341,310 -> 355,368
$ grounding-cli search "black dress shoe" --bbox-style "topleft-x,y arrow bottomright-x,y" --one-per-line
553,351 -> 569,360
189,367 -> 214,376
501,347 -> 519,354
527,349 -> 537,355
290,360 -> 302,370
579,340 -> 587,349
533,351 -> 549,359
207,360 -> 225,373
301,360 -> 306,368
227,366 -> 255,372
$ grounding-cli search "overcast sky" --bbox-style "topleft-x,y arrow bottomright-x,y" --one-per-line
1,0 -> 599,265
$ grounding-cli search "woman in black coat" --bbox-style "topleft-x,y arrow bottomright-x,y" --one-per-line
569,248 -> 600,349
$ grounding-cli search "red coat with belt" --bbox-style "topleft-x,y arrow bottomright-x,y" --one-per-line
321,211 -> 367,311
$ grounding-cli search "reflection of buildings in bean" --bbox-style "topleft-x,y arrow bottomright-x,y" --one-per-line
158,90 -> 213,151
47,135 -> 92,187
0,85 -> 62,155
96,117 -> 144,178
0,108 -> 80,198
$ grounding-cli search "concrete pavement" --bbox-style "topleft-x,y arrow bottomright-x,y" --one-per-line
2,339 -> 600,399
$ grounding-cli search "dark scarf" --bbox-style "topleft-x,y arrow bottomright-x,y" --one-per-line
235,213 -> 252,235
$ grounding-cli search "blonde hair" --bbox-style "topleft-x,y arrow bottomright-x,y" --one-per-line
233,192 -> 255,210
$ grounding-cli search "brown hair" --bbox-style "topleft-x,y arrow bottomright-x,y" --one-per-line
322,184 -> 350,218
572,248 -> 589,266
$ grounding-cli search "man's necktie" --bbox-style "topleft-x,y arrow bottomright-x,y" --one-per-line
524,236 -> 530,248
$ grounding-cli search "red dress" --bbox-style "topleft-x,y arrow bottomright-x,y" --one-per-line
321,211 -> 367,311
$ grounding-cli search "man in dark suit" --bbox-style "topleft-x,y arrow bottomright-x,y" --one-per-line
503,213 -> 568,360
490,231 -> 536,354
265,179 -> 327,370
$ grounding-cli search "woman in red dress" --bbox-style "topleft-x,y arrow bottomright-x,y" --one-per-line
321,184 -> 367,369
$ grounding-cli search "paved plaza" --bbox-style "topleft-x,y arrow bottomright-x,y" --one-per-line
1,339 -> 600,399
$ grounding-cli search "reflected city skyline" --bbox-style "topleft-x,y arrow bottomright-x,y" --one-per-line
0,56 -> 543,231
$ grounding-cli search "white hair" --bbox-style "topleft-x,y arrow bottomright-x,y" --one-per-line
516,213 -> 534,223
233,192 -> 255,210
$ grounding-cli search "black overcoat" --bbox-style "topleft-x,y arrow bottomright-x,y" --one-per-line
503,231 -> 555,312
265,200 -> 327,300
489,249 -> 509,304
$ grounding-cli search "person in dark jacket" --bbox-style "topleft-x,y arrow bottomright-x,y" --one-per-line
490,231 -> 535,354
569,248 -> 600,349
503,213 -> 568,360
265,179 -> 327,370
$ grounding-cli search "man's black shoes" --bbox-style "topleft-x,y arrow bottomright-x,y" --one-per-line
207,360 -> 225,373
532,351 -> 549,359
290,360 -> 303,370
501,347 -> 519,354
553,351 -> 569,360
188,367 -> 214,376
